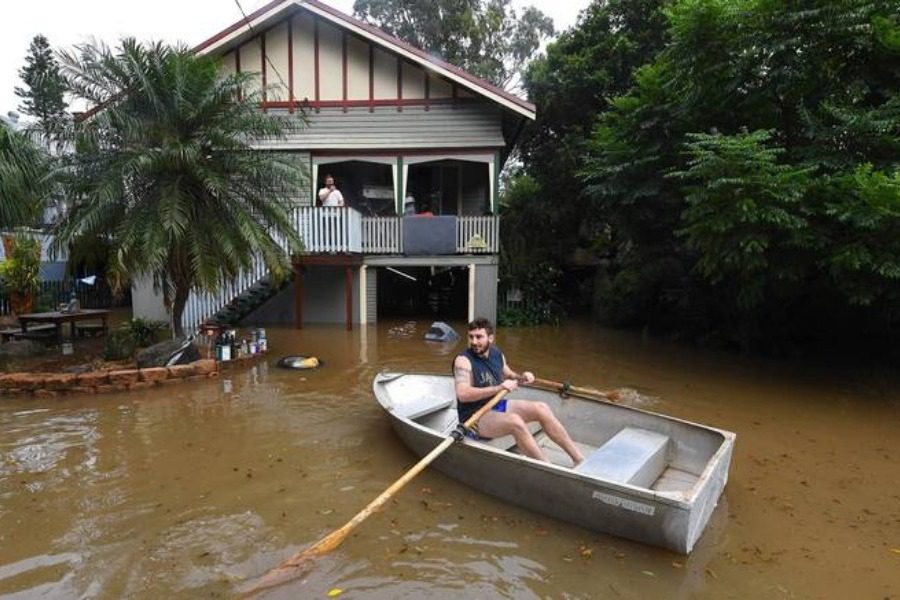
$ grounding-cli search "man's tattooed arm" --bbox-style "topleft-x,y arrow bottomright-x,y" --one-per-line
454,364 -> 472,386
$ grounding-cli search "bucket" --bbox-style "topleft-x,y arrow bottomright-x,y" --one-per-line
61,342 -> 74,355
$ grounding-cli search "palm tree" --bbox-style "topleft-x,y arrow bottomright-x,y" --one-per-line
0,121 -> 48,228
54,39 -> 306,336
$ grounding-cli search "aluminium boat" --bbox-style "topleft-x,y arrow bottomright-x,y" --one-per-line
373,372 -> 735,553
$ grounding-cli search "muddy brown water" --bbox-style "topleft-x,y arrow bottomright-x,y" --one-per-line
1,321 -> 898,599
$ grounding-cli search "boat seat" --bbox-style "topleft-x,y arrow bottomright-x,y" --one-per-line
575,427 -> 670,487
397,395 -> 455,420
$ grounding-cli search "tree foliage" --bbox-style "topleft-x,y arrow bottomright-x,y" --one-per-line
670,130 -> 817,310
500,0 -> 900,349
499,0 -> 670,323
352,0 -> 554,88
54,39 -> 306,336
0,121 -> 49,228
14,34 -> 68,135
578,0 -> 900,349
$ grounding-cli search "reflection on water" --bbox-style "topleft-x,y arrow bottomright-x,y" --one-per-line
0,320 -> 898,598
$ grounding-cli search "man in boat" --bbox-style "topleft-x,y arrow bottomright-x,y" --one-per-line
453,317 -> 585,467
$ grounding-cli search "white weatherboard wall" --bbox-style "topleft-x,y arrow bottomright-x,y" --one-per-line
257,105 -> 504,150
131,275 -> 169,323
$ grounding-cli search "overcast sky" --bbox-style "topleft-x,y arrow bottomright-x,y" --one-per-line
0,0 -> 590,118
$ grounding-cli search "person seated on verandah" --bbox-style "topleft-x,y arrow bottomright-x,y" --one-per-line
414,200 -> 434,217
453,317 -> 585,466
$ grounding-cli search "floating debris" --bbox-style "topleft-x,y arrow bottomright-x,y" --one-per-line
387,321 -> 418,338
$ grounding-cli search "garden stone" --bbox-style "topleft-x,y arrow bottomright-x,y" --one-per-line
136,338 -> 201,368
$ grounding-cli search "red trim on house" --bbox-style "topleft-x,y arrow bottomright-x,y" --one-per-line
288,18 -> 294,113
314,18 -> 320,113
235,46 -> 242,101
368,44 -> 374,113
297,254 -> 363,265
191,0 -> 535,116
261,34 -> 268,112
193,0 -> 285,52
311,147 -> 502,157
263,97 -> 474,110
305,0 -> 534,114
396,56 -> 402,113
341,32 -> 348,113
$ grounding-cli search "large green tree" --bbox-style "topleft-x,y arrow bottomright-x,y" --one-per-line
54,39 -> 306,336
581,0 -> 900,349
499,0 -> 670,323
14,34 -> 68,135
353,0 -> 553,88
0,121 -> 48,228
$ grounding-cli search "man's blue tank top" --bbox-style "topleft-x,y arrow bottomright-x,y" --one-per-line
456,346 -> 506,422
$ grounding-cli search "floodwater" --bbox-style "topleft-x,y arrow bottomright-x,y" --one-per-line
1,321 -> 898,599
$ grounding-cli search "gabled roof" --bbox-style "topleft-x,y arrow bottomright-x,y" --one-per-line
193,0 -> 536,120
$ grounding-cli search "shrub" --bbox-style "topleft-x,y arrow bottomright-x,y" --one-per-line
120,318 -> 168,347
104,329 -> 136,360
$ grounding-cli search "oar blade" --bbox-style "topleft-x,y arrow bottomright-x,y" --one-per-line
247,389 -> 507,596
242,562 -> 310,597
243,526 -> 352,595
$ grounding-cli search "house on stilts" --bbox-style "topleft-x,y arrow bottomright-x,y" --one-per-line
132,0 -> 535,330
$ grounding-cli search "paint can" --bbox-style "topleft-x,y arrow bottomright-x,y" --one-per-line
256,328 -> 267,352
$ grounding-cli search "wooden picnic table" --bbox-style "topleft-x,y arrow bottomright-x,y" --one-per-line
17,309 -> 111,342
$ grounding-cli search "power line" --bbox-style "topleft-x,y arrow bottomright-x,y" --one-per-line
232,0 -> 297,107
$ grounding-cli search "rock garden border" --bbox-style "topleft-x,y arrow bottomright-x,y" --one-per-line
0,353 -> 265,398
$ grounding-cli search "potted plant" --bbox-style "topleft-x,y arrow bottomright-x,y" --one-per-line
0,234 -> 41,315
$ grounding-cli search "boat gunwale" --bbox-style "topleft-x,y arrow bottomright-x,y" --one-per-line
373,372 -> 736,511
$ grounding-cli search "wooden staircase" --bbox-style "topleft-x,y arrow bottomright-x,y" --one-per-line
207,275 -> 289,326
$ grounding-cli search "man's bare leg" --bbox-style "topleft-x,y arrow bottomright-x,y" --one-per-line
507,400 -> 585,466
476,411 -> 548,462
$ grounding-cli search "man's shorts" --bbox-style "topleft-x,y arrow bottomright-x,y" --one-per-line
462,399 -> 507,440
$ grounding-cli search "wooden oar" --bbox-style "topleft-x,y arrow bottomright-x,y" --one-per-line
530,377 -> 621,402
245,387 -> 510,595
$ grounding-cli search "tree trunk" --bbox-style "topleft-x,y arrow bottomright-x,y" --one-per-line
171,283 -> 190,338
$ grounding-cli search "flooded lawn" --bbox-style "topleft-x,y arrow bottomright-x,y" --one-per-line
1,321 -> 898,598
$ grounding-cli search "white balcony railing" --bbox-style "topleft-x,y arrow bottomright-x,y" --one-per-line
456,215 -> 499,254
361,215 -> 499,254
362,217 -> 403,253
293,207 -> 362,254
